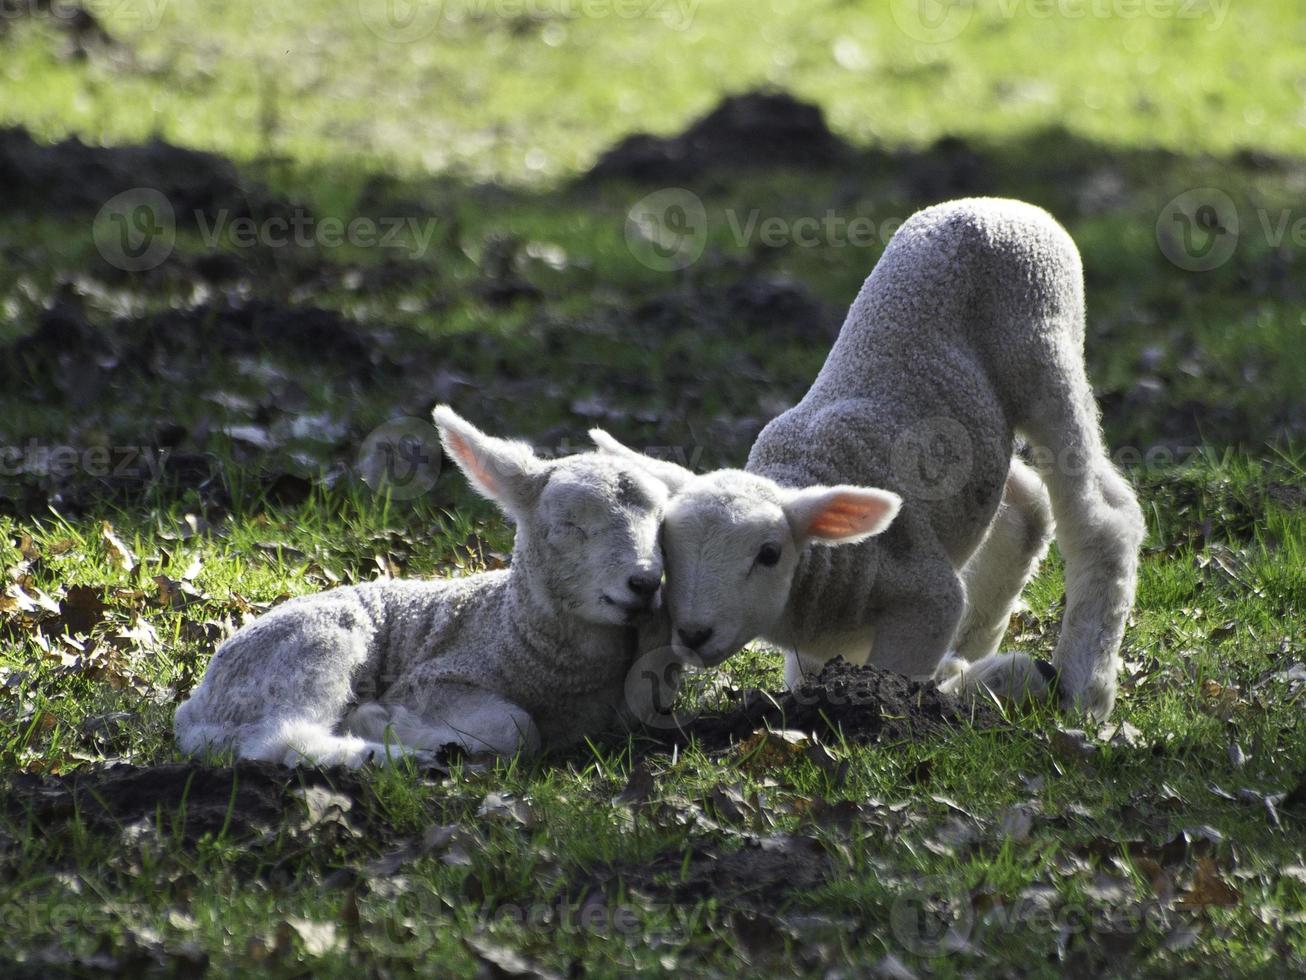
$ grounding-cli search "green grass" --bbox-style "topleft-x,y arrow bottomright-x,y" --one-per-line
2,0 -> 1306,975
2,453 -> 1303,975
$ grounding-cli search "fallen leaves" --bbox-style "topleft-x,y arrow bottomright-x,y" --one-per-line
612,760 -> 656,807
364,823 -> 478,880
60,584 -> 107,635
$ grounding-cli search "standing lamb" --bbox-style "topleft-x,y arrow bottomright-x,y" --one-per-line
174,407 -> 671,767
593,197 -> 1145,719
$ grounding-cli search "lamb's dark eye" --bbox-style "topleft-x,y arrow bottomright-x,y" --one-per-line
757,543 -> 782,567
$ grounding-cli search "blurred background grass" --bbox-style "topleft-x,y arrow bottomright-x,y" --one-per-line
4,0 -> 1304,177
0,0 -> 1302,510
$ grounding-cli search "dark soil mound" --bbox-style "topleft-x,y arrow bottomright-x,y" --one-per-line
2,760 -> 379,843
0,125 -> 292,225
586,90 -> 853,182
676,658 -> 1004,752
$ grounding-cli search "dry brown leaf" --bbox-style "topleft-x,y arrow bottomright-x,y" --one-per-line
15,533 -> 40,562
613,761 -> 656,806
1177,857 -> 1240,908
737,728 -> 810,774
60,585 -> 106,636
101,521 -> 136,573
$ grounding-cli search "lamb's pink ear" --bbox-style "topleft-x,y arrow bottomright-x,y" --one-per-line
433,406 -> 544,517
589,429 -> 694,492
784,485 -> 902,546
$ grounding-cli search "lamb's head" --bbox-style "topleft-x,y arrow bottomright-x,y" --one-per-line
434,407 -> 668,626
590,430 -> 900,666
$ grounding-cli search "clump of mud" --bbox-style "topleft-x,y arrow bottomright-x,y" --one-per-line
586,90 -> 853,182
678,658 -> 1004,751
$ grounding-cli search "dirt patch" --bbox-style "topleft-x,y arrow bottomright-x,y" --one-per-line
1266,481 -> 1306,512
2,760 -> 384,845
585,90 -> 853,183
615,834 -> 830,912
671,659 -> 1004,753
5,296 -> 407,401
583,87 -> 1000,201
633,274 -> 837,341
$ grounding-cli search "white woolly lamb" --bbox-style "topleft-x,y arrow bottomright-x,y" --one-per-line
593,197 -> 1145,719
174,407 -> 671,767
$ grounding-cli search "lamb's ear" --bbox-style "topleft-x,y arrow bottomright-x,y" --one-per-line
783,485 -> 902,546
588,429 -> 694,492
434,406 -> 545,517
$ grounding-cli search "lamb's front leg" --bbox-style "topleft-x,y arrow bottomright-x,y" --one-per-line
868,575 -> 965,680
787,559 -> 964,687
356,681 -> 542,759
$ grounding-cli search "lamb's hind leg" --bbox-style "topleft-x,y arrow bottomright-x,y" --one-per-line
345,684 -> 542,760
935,457 -> 1058,704
249,718 -> 431,768
952,457 -> 1053,661
1022,385 -> 1146,720
175,594 -> 431,768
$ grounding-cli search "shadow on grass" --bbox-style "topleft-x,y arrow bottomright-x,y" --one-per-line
2,93 -> 1304,520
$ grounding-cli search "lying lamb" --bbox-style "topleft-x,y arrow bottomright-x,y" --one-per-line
175,407 -> 671,767
593,197 -> 1145,719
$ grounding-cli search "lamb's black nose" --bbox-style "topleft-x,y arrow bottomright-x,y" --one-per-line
627,573 -> 661,599
677,626 -> 714,650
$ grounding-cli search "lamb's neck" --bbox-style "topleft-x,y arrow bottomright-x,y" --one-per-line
505,556 -> 625,667
768,541 -> 882,650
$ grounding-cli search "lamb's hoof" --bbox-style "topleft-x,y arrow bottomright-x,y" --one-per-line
942,651 -> 1059,709
1058,679 -> 1117,722
367,745 -> 439,769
